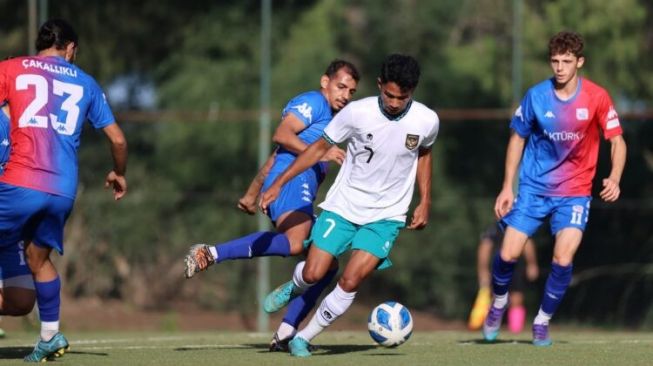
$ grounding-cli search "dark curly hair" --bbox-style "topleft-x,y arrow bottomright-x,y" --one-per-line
548,31 -> 584,58
379,54 -> 421,92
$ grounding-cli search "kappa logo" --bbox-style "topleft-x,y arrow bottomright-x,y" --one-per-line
544,111 -> 556,118
514,106 -> 523,121
576,108 -> 589,120
322,310 -> 333,320
1,138 -> 8,146
606,106 -> 620,129
382,241 -> 390,253
405,134 -> 419,150
366,133 -> 373,141
292,103 -> 313,123
572,205 -> 584,213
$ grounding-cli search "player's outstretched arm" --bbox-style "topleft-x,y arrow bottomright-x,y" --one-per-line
102,123 -> 128,201
495,131 -> 525,219
260,138 -> 331,213
407,147 -> 432,230
238,150 -> 276,215
600,135 -> 626,202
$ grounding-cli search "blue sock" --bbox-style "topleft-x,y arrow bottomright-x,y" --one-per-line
282,266 -> 338,328
214,232 -> 291,263
541,263 -> 573,315
35,277 -> 61,322
491,254 -> 516,296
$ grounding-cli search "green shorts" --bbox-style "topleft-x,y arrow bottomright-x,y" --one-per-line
307,210 -> 404,270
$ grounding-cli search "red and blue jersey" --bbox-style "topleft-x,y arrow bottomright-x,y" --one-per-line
0,56 -> 115,199
511,77 -> 623,196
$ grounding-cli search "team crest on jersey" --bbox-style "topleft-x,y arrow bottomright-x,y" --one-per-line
405,134 -> 419,150
576,108 -> 589,120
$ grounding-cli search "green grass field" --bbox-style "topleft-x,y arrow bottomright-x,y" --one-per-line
1,330 -> 652,365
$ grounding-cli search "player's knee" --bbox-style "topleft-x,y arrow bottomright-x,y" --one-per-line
287,239 -> 305,256
3,292 -> 36,315
552,256 -> 573,267
338,276 -> 361,293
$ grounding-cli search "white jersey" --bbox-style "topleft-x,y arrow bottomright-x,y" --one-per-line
319,96 -> 440,225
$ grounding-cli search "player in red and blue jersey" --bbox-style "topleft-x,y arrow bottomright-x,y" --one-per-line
0,19 -> 128,361
183,60 -> 358,351
483,31 -> 627,346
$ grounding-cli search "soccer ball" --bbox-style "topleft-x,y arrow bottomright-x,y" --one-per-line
367,301 -> 413,347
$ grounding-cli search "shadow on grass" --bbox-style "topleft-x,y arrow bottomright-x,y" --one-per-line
239,343 -> 388,356
0,347 -> 108,360
459,338 -> 566,346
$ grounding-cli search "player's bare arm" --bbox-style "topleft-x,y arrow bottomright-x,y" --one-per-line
238,150 -> 277,215
259,138 -> 331,212
407,147 -> 432,230
495,131 -> 525,219
600,134 -> 626,202
103,123 -> 128,201
272,113 -> 310,154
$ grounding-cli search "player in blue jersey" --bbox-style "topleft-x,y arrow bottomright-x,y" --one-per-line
483,31 -> 627,346
0,19 -> 128,361
183,60 -> 359,351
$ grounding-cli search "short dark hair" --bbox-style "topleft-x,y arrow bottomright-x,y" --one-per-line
548,31 -> 584,58
35,19 -> 78,52
379,54 -> 420,92
324,59 -> 360,82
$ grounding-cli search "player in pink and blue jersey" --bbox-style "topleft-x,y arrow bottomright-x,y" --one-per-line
183,60 -> 359,351
483,31 -> 627,346
0,19 -> 128,361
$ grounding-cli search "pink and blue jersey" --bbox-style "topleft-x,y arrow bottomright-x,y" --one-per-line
511,77 -> 623,196
0,56 -> 115,199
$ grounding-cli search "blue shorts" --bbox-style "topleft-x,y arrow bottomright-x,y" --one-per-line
0,240 -> 34,289
0,183 -> 74,255
263,167 -> 321,224
500,191 -> 591,236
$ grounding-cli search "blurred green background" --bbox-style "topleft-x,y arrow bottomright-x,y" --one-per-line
1,0 -> 652,329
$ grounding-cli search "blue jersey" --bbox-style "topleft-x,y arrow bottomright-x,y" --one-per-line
262,90 -> 334,222
0,108 -> 9,171
269,90 -> 332,178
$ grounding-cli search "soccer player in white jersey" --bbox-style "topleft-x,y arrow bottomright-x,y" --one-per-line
259,54 -> 440,357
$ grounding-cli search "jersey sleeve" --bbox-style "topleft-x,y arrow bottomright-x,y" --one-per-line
86,80 -> 115,129
509,91 -> 535,138
323,103 -> 354,144
281,92 -> 322,127
0,61 -> 8,102
595,91 -> 623,140
421,113 -> 440,148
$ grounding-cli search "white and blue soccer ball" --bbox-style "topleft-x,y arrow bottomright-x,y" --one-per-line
367,301 -> 413,347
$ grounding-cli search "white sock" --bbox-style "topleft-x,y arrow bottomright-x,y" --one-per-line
296,284 -> 356,342
275,322 -> 296,341
493,293 -> 509,309
209,246 -> 218,259
41,321 -> 59,342
292,261 -> 313,291
533,308 -> 552,325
